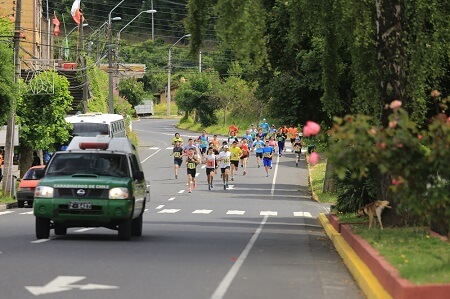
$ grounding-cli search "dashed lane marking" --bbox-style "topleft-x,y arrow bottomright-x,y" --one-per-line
74,228 -> 95,233
155,205 -> 165,209
294,211 -> 313,218
226,210 -> 245,215
0,211 -> 15,216
178,190 -> 185,194
20,211 -> 34,215
260,211 -> 278,216
168,197 -> 175,201
157,209 -> 180,214
192,209 -> 213,214
31,239 -> 51,244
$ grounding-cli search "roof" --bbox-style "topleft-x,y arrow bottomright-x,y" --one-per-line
66,136 -> 136,154
65,113 -> 124,125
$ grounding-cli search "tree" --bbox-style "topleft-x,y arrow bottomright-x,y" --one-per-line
117,77 -> 146,107
0,15 -> 15,125
175,72 -> 219,127
17,71 -> 73,174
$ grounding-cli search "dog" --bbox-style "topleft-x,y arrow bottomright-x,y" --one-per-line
357,200 -> 392,229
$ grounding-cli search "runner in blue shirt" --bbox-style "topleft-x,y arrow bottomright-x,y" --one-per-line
259,118 -> 269,139
252,135 -> 265,168
197,130 -> 209,157
262,140 -> 274,177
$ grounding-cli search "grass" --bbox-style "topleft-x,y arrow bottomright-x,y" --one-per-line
309,157 -> 450,285
353,226 -> 450,285
309,157 -> 338,203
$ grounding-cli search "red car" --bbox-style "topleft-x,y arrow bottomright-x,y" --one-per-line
16,165 -> 45,208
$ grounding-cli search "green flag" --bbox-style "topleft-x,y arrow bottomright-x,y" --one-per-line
63,37 -> 69,60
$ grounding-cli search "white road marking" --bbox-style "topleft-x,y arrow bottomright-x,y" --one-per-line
168,197 -> 175,201
260,211 -> 278,216
155,205 -> 165,209
178,190 -> 185,194
74,228 -> 95,233
165,147 -> 173,150
25,276 -> 118,296
201,165 -> 206,169
294,211 -> 313,218
157,209 -> 180,214
195,173 -> 200,177
211,215 -> 269,299
31,239 -> 51,244
226,184 -> 235,190
192,209 -> 212,214
271,155 -> 280,196
226,210 -> 245,215
0,211 -> 15,216
141,148 -> 161,163
149,147 -> 159,150
20,211 -> 34,215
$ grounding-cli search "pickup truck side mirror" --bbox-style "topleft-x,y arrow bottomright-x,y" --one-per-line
35,169 -> 45,179
132,170 -> 144,181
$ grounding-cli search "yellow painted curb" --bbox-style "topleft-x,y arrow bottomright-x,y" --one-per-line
318,213 -> 392,299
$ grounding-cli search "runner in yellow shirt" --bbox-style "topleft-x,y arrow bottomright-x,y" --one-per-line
229,140 -> 242,181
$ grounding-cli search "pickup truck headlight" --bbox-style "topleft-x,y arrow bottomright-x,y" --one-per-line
109,187 -> 129,199
35,186 -> 54,198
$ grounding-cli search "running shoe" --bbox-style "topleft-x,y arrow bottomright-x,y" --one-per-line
188,188 -> 192,193
296,163 -> 298,167
223,184 -> 226,190
258,165 -> 260,168
210,184 -> 213,189
266,174 -> 269,177
243,171 -> 246,176
193,181 -> 197,189
231,177 -> 234,181
208,185 -> 211,191
175,174 -> 178,179
226,183 -> 229,189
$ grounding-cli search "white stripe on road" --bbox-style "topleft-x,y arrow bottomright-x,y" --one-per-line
211,215 -> 269,299
260,211 -> 278,216
31,239 -> 51,244
20,211 -> 34,215
192,209 -> 212,214
74,228 -> 95,233
293,211 -> 313,218
168,197 -> 175,201
157,209 -> 180,214
0,211 -> 15,215
226,210 -> 245,215
178,190 -> 185,194
155,205 -> 165,209
149,147 -> 159,150
270,155 -> 280,196
141,148 -> 161,163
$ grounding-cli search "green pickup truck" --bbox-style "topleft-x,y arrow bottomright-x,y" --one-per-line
33,137 -> 149,240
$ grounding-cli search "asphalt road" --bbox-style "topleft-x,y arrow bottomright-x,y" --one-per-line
0,118 -> 362,299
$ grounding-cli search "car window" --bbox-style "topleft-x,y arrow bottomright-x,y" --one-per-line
24,169 -> 38,180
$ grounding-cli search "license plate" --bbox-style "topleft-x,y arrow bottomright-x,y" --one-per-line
69,201 -> 92,210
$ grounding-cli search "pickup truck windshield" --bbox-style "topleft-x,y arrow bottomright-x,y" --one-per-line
46,153 -> 129,177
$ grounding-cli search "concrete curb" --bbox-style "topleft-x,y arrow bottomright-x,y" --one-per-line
318,213 -> 392,299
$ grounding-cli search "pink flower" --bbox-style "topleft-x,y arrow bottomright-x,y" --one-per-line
309,152 -> 319,165
303,121 -> 321,137
392,176 -> 403,186
389,100 -> 402,109
389,120 -> 397,128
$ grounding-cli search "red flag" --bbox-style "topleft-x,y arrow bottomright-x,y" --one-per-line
71,0 -> 82,25
52,15 -> 60,36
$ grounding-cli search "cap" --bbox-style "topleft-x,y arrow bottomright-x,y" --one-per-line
232,140 -> 238,144
263,118 -> 266,121
223,145 -> 229,149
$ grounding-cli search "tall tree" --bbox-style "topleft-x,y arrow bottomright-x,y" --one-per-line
0,15 -> 15,125
17,71 -> 73,174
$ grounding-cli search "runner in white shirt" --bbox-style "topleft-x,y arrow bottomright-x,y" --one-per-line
218,145 -> 231,190
203,147 -> 217,190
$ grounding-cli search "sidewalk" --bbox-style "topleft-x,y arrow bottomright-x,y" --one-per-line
0,164 -> 21,211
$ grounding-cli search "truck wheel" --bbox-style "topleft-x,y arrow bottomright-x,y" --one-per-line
118,219 -> 132,240
54,224 -> 67,236
131,213 -> 143,237
36,217 -> 50,239
18,201 -> 24,208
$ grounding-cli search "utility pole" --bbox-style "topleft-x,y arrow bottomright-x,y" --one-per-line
2,0 -> 22,195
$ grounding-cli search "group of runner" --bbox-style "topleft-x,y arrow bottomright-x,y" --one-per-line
170,120 -> 303,193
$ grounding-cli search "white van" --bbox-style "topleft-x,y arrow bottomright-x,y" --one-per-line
65,113 -> 126,138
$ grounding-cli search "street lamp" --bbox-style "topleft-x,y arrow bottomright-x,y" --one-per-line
66,23 -> 88,37
167,34 -> 191,116
117,10 -> 157,42
108,0 -> 125,114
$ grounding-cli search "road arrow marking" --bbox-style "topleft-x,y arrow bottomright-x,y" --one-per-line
260,211 -> 278,216
226,210 -> 245,215
25,276 -> 118,296
294,212 -> 313,218
157,209 -> 180,214
192,209 -> 212,214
